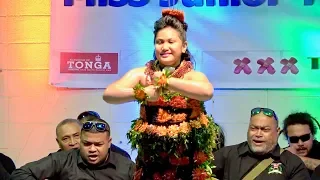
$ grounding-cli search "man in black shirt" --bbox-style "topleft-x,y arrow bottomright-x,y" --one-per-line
0,153 -> 15,180
282,112 -> 320,176
11,118 -> 135,180
311,165 -> 320,180
55,118 -> 82,151
213,107 -> 310,180
77,111 -> 131,159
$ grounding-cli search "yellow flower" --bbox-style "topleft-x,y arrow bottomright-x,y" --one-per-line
189,120 -> 202,129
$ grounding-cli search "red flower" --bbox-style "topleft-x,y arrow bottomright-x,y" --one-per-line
180,156 -> 190,165
160,152 -> 168,158
169,156 -> 180,166
153,172 -> 162,180
188,99 -> 202,119
194,151 -> 208,165
147,96 -> 168,107
192,168 -> 208,180
170,96 -> 187,108
163,169 -> 176,180
157,96 -> 168,106
176,144 -> 185,155
169,156 -> 189,166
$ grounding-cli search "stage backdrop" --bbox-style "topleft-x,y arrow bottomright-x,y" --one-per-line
50,0 -> 320,89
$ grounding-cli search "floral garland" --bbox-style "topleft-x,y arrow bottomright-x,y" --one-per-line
127,113 -> 218,180
128,60 -> 218,180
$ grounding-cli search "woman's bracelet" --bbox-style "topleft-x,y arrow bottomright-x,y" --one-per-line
133,84 -> 148,102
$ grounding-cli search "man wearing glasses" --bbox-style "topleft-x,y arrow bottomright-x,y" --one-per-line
77,111 -> 131,159
213,107 -> 310,180
11,118 -> 135,180
283,112 -> 320,176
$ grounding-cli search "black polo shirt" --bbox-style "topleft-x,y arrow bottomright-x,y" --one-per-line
307,140 -> 320,159
10,149 -> 135,180
0,153 -> 15,174
311,164 -> 320,180
213,141 -> 310,180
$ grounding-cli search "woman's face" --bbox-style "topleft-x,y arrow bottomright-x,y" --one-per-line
154,26 -> 187,67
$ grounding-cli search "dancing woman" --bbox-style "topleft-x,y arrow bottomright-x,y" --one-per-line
103,9 -> 218,180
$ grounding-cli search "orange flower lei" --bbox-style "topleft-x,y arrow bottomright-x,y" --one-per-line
134,113 -> 209,138
133,83 -> 148,103
144,60 -> 193,81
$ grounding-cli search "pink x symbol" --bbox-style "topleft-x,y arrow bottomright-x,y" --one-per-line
257,57 -> 276,74
233,57 -> 252,74
280,57 -> 299,74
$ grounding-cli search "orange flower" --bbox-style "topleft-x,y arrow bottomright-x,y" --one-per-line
188,99 -> 201,108
133,119 -> 143,131
145,125 -> 157,134
192,168 -> 208,180
157,108 -> 172,123
135,89 -> 146,100
189,120 -> 201,129
170,96 -> 187,108
167,125 -> 179,137
199,113 -> 209,127
190,107 -> 201,119
193,151 -> 208,165
157,74 -> 168,87
188,99 -> 202,119
155,126 -> 167,136
171,113 -> 187,123
138,122 -> 148,133
179,122 -> 191,134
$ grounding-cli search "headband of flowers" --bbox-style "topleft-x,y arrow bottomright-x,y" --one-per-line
162,9 -> 185,23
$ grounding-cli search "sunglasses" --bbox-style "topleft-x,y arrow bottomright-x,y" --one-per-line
289,133 -> 311,143
82,121 -> 109,132
77,111 -> 100,120
251,107 -> 278,121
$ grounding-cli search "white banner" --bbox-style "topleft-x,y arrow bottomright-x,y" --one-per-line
50,0 -> 320,88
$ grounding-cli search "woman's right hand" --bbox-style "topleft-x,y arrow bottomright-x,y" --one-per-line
144,85 -> 160,102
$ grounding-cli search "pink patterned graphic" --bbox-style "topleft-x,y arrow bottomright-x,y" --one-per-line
257,57 -> 276,74
233,57 -> 252,74
280,57 -> 299,74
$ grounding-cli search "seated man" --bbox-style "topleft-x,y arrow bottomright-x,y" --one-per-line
311,165 -> 320,180
11,118 -> 135,180
0,153 -> 16,180
77,111 -> 131,159
55,118 -> 82,151
282,112 -> 320,176
213,122 -> 225,152
213,107 -> 310,180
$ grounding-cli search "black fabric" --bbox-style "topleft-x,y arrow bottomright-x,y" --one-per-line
213,141 -> 311,180
11,149 -> 135,180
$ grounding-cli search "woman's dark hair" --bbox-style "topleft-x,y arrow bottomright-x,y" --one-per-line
282,112 -> 319,138
152,14 -> 194,63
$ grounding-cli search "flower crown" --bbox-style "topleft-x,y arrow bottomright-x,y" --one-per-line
162,9 -> 185,23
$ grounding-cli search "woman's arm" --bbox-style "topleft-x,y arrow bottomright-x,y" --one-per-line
166,71 -> 213,101
103,67 -> 143,104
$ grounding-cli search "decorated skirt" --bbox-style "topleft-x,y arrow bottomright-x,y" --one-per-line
127,60 -> 218,180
